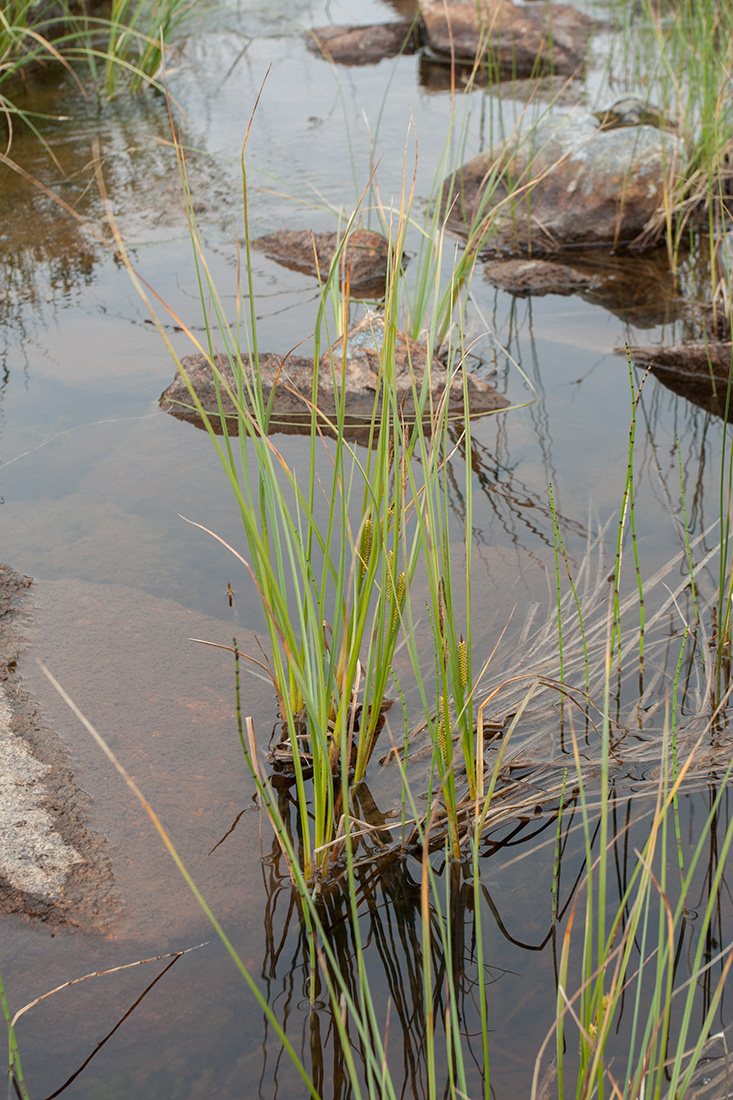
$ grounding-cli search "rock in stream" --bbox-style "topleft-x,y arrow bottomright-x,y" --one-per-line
624,341 -> 733,420
0,564 -> 117,930
307,20 -> 421,64
160,313 -> 509,440
252,228 -> 392,293
418,0 -> 592,76
443,114 -> 684,252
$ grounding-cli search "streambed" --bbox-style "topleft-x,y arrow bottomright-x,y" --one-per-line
1,0 -> 732,1096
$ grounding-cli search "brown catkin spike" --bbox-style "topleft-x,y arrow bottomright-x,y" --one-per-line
458,636 -> 468,689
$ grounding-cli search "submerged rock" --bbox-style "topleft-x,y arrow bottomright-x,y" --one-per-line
418,0 -> 592,76
442,114 -> 684,252
307,20 -> 420,64
252,229 -> 391,293
0,564 -> 117,931
160,313 -> 509,441
418,59 -> 585,105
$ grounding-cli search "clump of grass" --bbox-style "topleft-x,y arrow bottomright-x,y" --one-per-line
599,0 -> 733,275
117,98 -> 521,881
0,0 -> 190,154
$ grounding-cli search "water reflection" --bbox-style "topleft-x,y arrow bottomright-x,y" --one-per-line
248,773 -> 732,1100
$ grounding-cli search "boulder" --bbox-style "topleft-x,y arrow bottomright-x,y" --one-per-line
418,0 -> 592,76
442,114 -> 684,252
307,20 -> 420,64
160,314 -> 509,441
252,229 -> 391,293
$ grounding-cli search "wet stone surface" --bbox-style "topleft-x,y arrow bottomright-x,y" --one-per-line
624,342 -> 733,419
307,20 -> 421,64
252,228 -> 391,293
443,114 -> 684,252
0,564 -> 117,931
418,0 -> 592,76
486,249 -> 684,327
160,312 -> 509,440
484,258 -> 599,296
594,95 -> 672,131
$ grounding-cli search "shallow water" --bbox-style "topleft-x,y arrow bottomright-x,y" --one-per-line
2,0 -> 733,1096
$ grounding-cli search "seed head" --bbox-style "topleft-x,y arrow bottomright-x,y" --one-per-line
359,515 -> 373,581
458,636 -> 468,689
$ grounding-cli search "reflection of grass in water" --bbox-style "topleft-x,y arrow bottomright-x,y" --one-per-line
1,0 -> 190,145
30,654 -> 733,1100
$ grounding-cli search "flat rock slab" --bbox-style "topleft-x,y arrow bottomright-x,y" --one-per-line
160,313 -> 509,439
419,0 -> 592,76
484,258 -> 598,295
0,564 -> 116,931
486,249 -> 682,327
625,342 -> 733,375
625,342 -> 733,419
25,578 -> 274,945
307,20 -> 420,64
443,114 -> 684,252
252,228 -> 390,293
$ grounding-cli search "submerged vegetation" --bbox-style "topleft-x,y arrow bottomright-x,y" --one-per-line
5,0 -> 733,1097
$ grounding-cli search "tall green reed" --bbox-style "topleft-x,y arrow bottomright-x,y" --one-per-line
542,717 -> 733,1100
135,102 -> 518,880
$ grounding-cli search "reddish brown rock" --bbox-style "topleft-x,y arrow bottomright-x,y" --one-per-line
318,313 -> 509,424
307,20 -> 420,65
486,250 -> 683,327
442,115 -> 684,252
625,342 -> 733,375
160,314 -> 509,440
418,0 -> 591,76
252,229 -> 391,293
624,342 -> 733,420
484,258 -> 597,295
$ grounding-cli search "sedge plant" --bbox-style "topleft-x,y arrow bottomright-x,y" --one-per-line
128,100 -> 520,881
